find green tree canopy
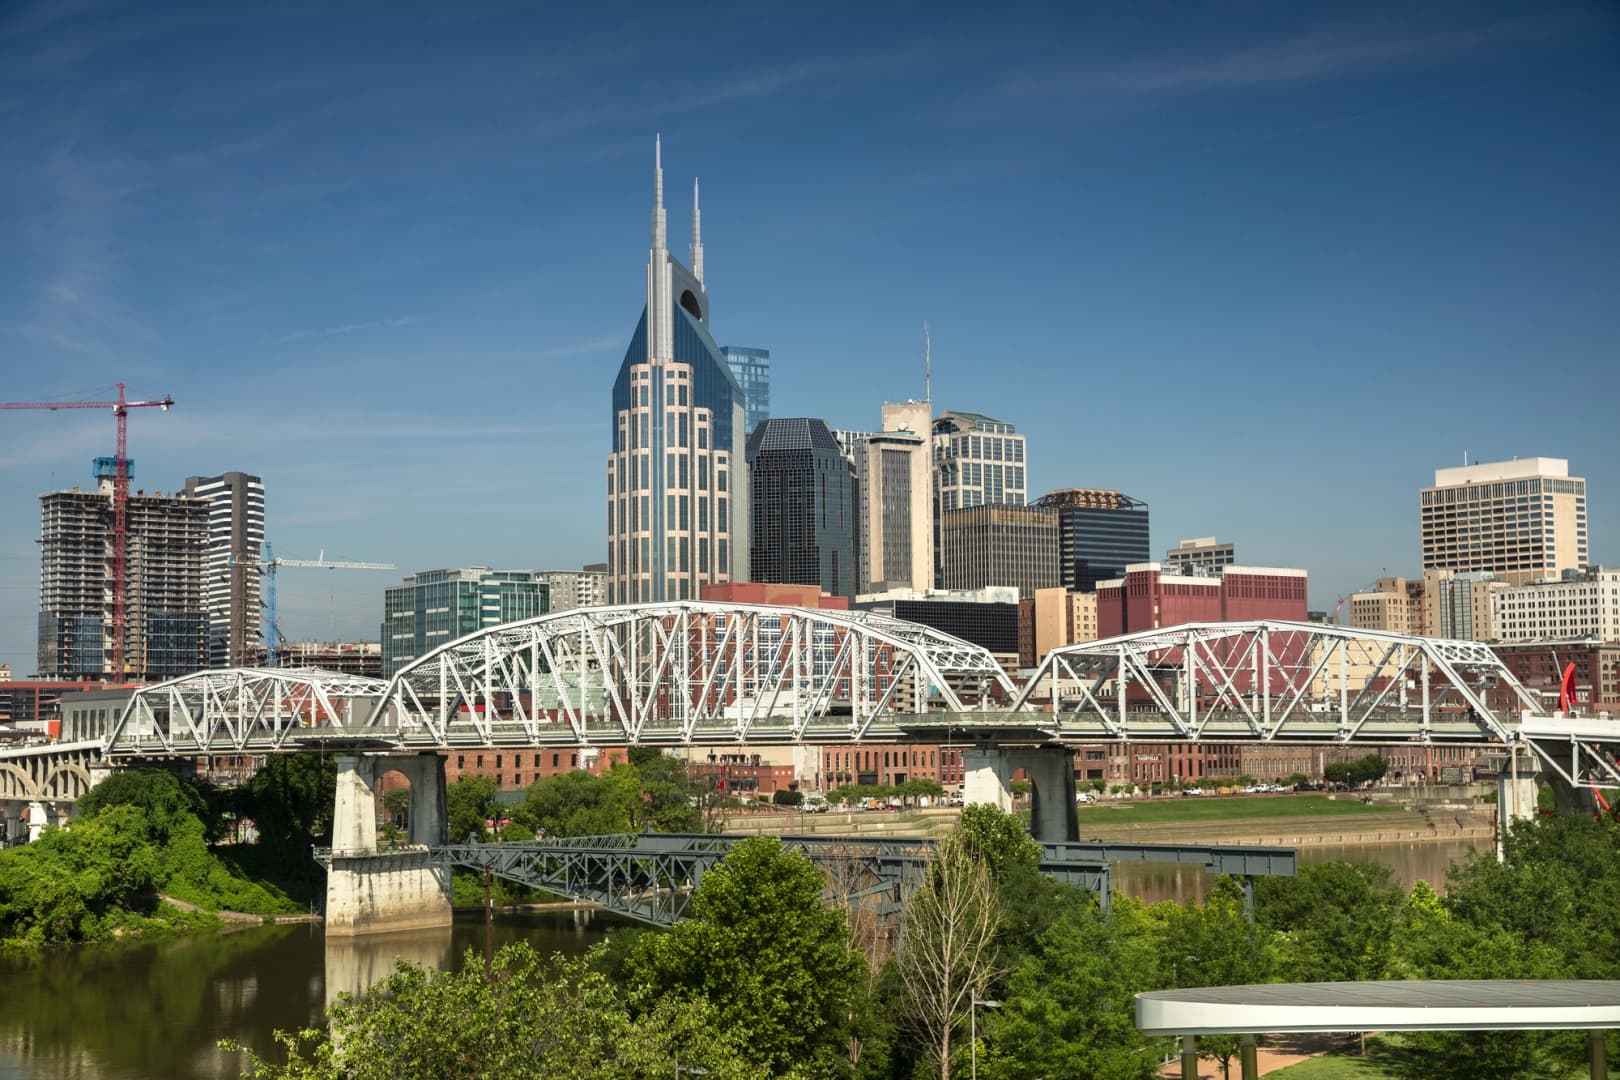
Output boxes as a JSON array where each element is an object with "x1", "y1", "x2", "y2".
[
  {"x1": 246, "y1": 754, "x2": 337, "y2": 851},
  {"x1": 624, "y1": 836, "x2": 865, "y2": 1075},
  {"x1": 76, "y1": 768, "x2": 212, "y2": 846},
  {"x1": 446, "y1": 774, "x2": 499, "y2": 842},
  {"x1": 232, "y1": 942, "x2": 755, "y2": 1080},
  {"x1": 981, "y1": 903, "x2": 1161, "y2": 1080},
  {"x1": 626, "y1": 747, "x2": 702, "y2": 832},
  {"x1": 1254, "y1": 861, "x2": 1403, "y2": 983},
  {"x1": 516, "y1": 769, "x2": 633, "y2": 838}
]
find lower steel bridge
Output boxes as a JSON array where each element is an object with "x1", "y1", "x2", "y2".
[{"x1": 316, "y1": 833, "x2": 1297, "y2": 928}]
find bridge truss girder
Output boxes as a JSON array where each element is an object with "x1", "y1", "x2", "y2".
[
  {"x1": 433, "y1": 833, "x2": 941, "y2": 927},
  {"x1": 1018, "y1": 621, "x2": 1542, "y2": 743},
  {"x1": 106, "y1": 668, "x2": 389, "y2": 756},
  {"x1": 371, "y1": 602, "x2": 1017, "y2": 749}
]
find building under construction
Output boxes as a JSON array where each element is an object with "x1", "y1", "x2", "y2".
[
  {"x1": 38, "y1": 468, "x2": 208, "y2": 681},
  {"x1": 184, "y1": 472, "x2": 265, "y2": 668}
]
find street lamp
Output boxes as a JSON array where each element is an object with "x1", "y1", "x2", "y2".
[{"x1": 971, "y1": 993, "x2": 1000, "y2": 1080}]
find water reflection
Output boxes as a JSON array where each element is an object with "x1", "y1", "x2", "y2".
[{"x1": 0, "y1": 910, "x2": 628, "y2": 1080}]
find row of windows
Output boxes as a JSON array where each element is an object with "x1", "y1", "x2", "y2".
[{"x1": 456, "y1": 752, "x2": 579, "y2": 770}]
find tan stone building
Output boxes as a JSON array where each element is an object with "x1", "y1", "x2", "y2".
[
  {"x1": 1349, "y1": 577, "x2": 1425, "y2": 635},
  {"x1": 1420, "y1": 457, "x2": 1588, "y2": 585}
]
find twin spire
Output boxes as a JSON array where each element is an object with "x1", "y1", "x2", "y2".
[{"x1": 651, "y1": 135, "x2": 703, "y2": 287}]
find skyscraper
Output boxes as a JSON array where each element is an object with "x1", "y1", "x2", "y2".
[
  {"x1": 607, "y1": 141, "x2": 749, "y2": 603},
  {"x1": 849, "y1": 401, "x2": 934, "y2": 595},
  {"x1": 932, "y1": 410, "x2": 1028, "y2": 587},
  {"x1": 721, "y1": 346, "x2": 770, "y2": 437},
  {"x1": 39, "y1": 468, "x2": 208, "y2": 680},
  {"x1": 184, "y1": 472, "x2": 265, "y2": 668},
  {"x1": 1035, "y1": 488, "x2": 1151, "y2": 592},
  {"x1": 1420, "y1": 457, "x2": 1588, "y2": 584},
  {"x1": 747, "y1": 418, "x2": 855, "y2": 599},
  {"x1": 939, "y1": 504, "x2": 1059, "y2": 598}
]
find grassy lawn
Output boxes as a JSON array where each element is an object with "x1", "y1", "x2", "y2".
[
  {"x1": 1266, "y1": 1052, "x2": 1396, "y2": 1078},
  {"x1": 1077, "y1": 794, "x2": 1407, "y2": 825}
]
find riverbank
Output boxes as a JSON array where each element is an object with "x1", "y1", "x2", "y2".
[{"x1": 722, "y1": 794, "x2": 1499, "y2": 847}]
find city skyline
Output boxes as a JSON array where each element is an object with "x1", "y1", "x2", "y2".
[{"x1": 1, "y1": 0, "x2": 1617, "y2": 676}]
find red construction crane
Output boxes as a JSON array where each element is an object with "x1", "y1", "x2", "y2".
[{"x1": 0, "y1": 383, "x2": 174, "y2": 674}]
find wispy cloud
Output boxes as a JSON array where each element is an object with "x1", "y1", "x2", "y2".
[
  {"x1": 985, "y1": 9, "x2": 1591, "y2": 110},
  {"x1": 276, "y1": 316, "x2": 424, "y2": 343},
  {"x1": 535, "y1": 334, "x2": 623, "y2": 362}
]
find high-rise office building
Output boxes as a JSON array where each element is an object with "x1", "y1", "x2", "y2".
[
  {"x1": 607, "y1": 141, "x2": 748, "y2": 604},
  {"x1": 535, "y1": 564, "x2": 610, "y2": 611},
  {"x1": 183, "y1": 472, "x2": 265, "y2": 668},
  {"x1": 38, "y1": 470, "x2": 208, "y2": 681},
  {"x1": 932, "y1": 410, "x2": 1027, "y2": 588},
  {"x1": 381, "y1": 568, "x2": 550, "y2": 677},
  {"x1": 1035, "y1": 488, "x2": 1150, "y2": 592},
  {"x1": 849, "y1": 401, "x2": 933, "y2": 594},
  {"x1": 721, "y1": 346, "x2": 770, "y2": 437},
  {"x1": 1420, "y1": 457, "x2": 1588, "y2": 584},
  {"x1": 747, "y1": 418, "x2": 856, "y2": 598},
  {"x1": 938, "y1": 504, "x2": 1059, "y2": 599},
  {"x1": 1165, "y1": 537, "x2": 1235, "y2": 574}
]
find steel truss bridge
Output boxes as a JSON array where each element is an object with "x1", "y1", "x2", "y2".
[
  {"x1": 24, "y1": 604, "x2": 1616, "y2": 785},
  {"x1": 315, "y1": 833, "x2": 1297, "y2": 927}
]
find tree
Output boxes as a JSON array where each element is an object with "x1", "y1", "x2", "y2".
[
  {"x1": 77, "y1": 768, "x2": 212, "y2": 845},
  {"x1": 447, "y1": 774, "x2": 499, "y2": 842},
  {"x1": 382, "y1": 788, "x2": 410, "y2": 830},
  {"x1": 247, "y1": 754, "x2": 338, "y2": 851},
  {"x1": 626, "y1": 747, "x2": 702, "y2": 832},
  {"x1": 896, "y1": 830, "x2": 1002, "y2": 1079},
  {"x1": 957, "y1": 802, "x2": 1041, "y2": 886},
  {"x1": 624, "y1": 837, "x2": 865, "y2": 1076},
  {"x1": 1160, "y1": 888, "x2": 1273, "y2": 1079},
  {"x1": 771, "y1": 788, "x2": 803, "y2": 806},
  {"x1": 517, "y1": 770, "x2": 633, "y2": 837},
  {"x1": 230, "y1": 942, "x2": 756, "y2": 1080},
  {"x1": 1254, "y1": 861, "x2": 1403, "y2": 983},
  {"x1": 980, "y1": 903, "x2": 1161, "y2": 1080}
]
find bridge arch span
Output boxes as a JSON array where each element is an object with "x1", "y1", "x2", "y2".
[
  {"x1": 1017, "y1": 619, "x2": 1542, "y2": 743},
  {"x1": 371, "y1": 601, "x2": 1017, "y2": 746}
]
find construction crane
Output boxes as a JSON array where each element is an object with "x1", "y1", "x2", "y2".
[
  {"x1": 0, "y1": 383, "x2": 174, "y2": 674},
  {"x1": 257, "y1": 542, "x2": 395, "y2": 666}
]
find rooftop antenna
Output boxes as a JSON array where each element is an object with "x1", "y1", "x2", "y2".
[{"x1": 923, "y1": 321, "x2": 932, "y2": 404}]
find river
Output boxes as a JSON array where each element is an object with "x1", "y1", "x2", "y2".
[{"x1": 0, "y1": 838, "x2": 1491, "y2": 1080}]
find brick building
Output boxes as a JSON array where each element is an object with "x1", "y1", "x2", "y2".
[{"x1": 1097, "y1": 563, "x2": 1308, "y2": 637}]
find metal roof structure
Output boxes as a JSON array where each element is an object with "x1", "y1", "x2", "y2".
[{"x1": 1137, "y1": 980, "x2": 1620, "y2": 1035}]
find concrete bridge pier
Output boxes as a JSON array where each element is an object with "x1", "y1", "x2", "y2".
[
  {"x1": 324, "y1": 752, "x2": 452, "y2": 937},
  {"x1": 961, "y1": 743, "x2": 1079, "y2": 843}
]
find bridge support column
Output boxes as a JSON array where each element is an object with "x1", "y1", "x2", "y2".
[
  {"x1": 26, "y1": 801, "x2": 47, "y2": 843},
  {"x1": 325, "y1": 752, "x2": 452, "y2": 937},
  {"x1": 1006, "y1": 746, "x2": 1079, "y2": 844},
  {"x1": 962, "y1": 745, "x2": 1012, "y2": 812},
  {"x1": 960, "y1": 745, "x2": 1079, "y2": 844}
]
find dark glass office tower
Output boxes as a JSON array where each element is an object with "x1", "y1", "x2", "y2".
[
  {"x1": 747, "y1": 418, "x2": 855, "y2": 599},
  {"x1": 1035, "y1": 488, "x2": 1150, "y2": 591}
]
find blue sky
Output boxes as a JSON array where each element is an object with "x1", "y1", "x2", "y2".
[{"x1": 0, "y1": 0, "x2": 1616, "y2": 675}]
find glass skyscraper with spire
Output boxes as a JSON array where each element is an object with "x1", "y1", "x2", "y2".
[{"x1": 607, "y1": 141, "x2": 749, "y2": 603}]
